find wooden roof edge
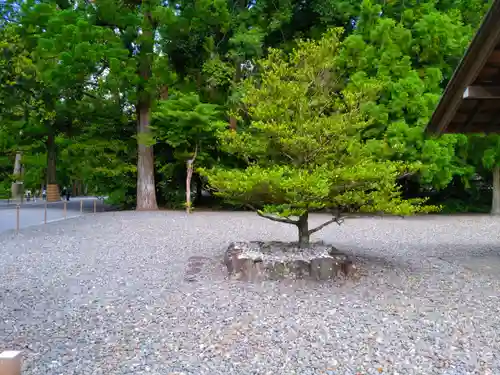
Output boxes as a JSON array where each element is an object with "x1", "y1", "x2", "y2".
[{"x1": 426, "y1": 0, "x2": 500, "y2": 135}]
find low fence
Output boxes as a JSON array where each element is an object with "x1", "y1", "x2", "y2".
[{"x1": 0, "y1": 197, "x2": 104, "y2": 234}]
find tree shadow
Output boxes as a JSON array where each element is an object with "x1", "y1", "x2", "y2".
[{"x1": 331, "y1": 241, "x2": 500, "y2": 278}]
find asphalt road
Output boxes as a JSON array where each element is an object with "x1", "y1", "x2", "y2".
[{"x1": 0, "y1": 197, "x2": 107, "y2": 234}]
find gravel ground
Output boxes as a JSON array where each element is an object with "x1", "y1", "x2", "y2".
[{"x1": 1, "y1": 211, "x2": 500, "y2": 375}]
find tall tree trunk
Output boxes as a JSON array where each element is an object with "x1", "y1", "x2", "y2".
[
  {"x1": 135, "y1": 4, "x2": 158, "y2": 211},
  {"x1": 136, "y1": 100, "x2": 158, "y2": 210},
  {"x1": 47, "y1": 133, "x2": 57, "y2": 185},
  {"x1": 297, "y1": 212, "x2": 310, "y2": 248},
  {"x1": 492, "y1": 166, "x2": 500, "y2": 215}
]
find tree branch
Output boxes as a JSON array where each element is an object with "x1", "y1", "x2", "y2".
[
  {"x1": 187, "y1": 144, "x2": 198, "y2": 167},
  {"x1": 257, "y1": 210, "x2": 299, "y2": 224},
  {"x1": 308, "y1": 217, "x2": 342, "y2": 235},
  {"x1": 397, "y1": 172, "x2": 414, "y2": 179},
  {"x1": 82, "y1": 91, "x2": 98, "y2": 99},
  {"x1": 308, "y1": 208, "x2": 344, "y2": 235},
  {"x1": 246, "y1": 204, "x2": 299, "y2": 225}
]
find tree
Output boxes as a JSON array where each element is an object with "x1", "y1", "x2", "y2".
[
  {"x1": 333, "y1": 0, "x2": 478, "y2": 193},
  {"x1": 84, "y1": 0, "x2": 177, "y2": 210},
  {"x1": 152, "y1": 91, "x2": 224, "y2": 211},
  {"x1": 1, "y1": 1, "x2": 112, "y2": 200},
  {"x1": 200, "y1": 29, "x2": 436, "y2": 247},
  {"x1": 58, "y1": 92, "x2": 138, "y2": 208}
]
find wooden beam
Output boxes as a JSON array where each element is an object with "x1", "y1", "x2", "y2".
[
  {"x1": 463, "y1": 86, "x2": 500, "y2": 99},
  {"x1": 482, "y1": 110, "x2": 500, "y2": 133},
  {"x1": 488, "y1": 50, "x2": 500, "y2": 64},
  {"x1": 463, "y1": 101, "x2": 483, "y2": 132}
]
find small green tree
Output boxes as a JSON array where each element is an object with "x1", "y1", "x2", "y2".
[
  {"x1": 200, "y1": 29, "x2": 437, "y2": 247},
  {"x1": 152, "y1": 91, "x2": 224, "y2": 211}
]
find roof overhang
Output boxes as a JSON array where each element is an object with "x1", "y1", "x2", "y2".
[{"x1": 426, "y1": 0, "x2": 500, "y2": 135}]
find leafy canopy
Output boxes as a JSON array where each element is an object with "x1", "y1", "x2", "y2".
[{"x1": 201, "y1": 29, "x2": 437, "y2": 225}]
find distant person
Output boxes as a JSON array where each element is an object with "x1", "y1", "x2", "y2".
[
  {"x1": 66, "y1": 188, "x2": 70, "y2": 201},
  {"x1": 61, "y1": 187, "x2": 66, "y2": 200},
  {"x1": 42, "y1": 187, "x2": 47, "y2": 200},
  {"x1": 26, "y1": 189, "x2": 31, "y2": 202}
]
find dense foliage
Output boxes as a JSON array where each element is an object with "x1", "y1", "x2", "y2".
[
  {"x1": 201, "y1": 30, "x2": 437, "y2": 245},
  {"x1": 0, "y1": 0, "x2": 497, "y2": 216}
]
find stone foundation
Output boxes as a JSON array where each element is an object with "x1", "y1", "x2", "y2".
[{"x1": 224, "y1": 241, "x2": 356, "y2": 281}]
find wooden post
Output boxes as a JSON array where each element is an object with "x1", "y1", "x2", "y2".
[
  {"x1": 63, "y1": 201, "x2": 67, "y2": 219},
  {"x1": 93, "y1": 199, "x2": 96, "y2": 213},
  {"x1": 16, "y1": 205, "x2": 20, "y2": 233},
  {"x1": 0, "y1": 350, "x2": 22, "y2": 375},
  {"x1": 44, "y1": 201, "x2": 47, "y2": 224},
  {"x1": 80, "y1": 199, "x2": 83, "y2": 213}
]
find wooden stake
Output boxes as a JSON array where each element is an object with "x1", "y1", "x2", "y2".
[
  {"x1": 93, "y1": 199, "x2": 96, "y2": 213},
  {"x1": 0, "y1": 350, "x2": 22, "y2": 375},
  {"x1": 80, "y1": 199, "x2": 83, "y2": 213},
  {"x1": 44, "y1": 201, "x2": 47, "y2": 224},
  {"x1": 15, "y1": 205, "x2": 20, "y2": 233},
  {"x1": 63, "y1": 201, "x2": 67, "y2": 219}
]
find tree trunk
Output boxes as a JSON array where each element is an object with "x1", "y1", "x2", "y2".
[
  {"x1": 195, "y1": 174, "x2": 203, "y2": 204},
  {"x1": 186, "y1": 163, "x2": 193, "y2": 214},
  {"x1": 47, "y1": 133, "x2": 57, "y2": 185},
  {"x1": 46, "y1": 132, "x2": 60, "y2": 202},
  {"x1": 297, "y1": 212, "x2": 310, "y2": 248},
  {"x1": 135, "y1": 5, "x2": 158, "y2": 211},
  {"x1": 136, "y1": 100, "x2": 158, "y2": 211},
  {"x1": 492, "y1": 166, "x2": 500, "y2": 215},
  {"x1": 229, "y1": 116, "x2": 237, "y2": 130},
  {"x1": 185, "y1": 147, "x2": 197, "y2": 213},
  {"x1": 11, "y1": 152, "x2": 23, "y2": 199}
]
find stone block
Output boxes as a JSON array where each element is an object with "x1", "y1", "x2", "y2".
[
  {"x1": 310, "y1": 257, "x2": 336, "y2": 280},
  {"x1": 223, "y1": 241, "x2": 354, "y2": 282},
  {"x1": 0, "y1": 351, "x2": 22, "y2": 375},
  {"x1": 291, "y1": 260, "x2": 310, "y2": 279}
]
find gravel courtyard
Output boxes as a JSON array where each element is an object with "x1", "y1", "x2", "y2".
[{"x1": 1, "y1": 211, "x2": 500, "y2": 375}]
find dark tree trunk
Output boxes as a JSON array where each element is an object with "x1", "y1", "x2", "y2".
[
  {"x1": 297, "y1": 212, "x2": 310, "y2": 248},
  {"x1": 47, "y1": 133, "x2": 57, "y2": 185},
  {"x1": 195, "y1": 174, "x2": 203, "y2": 204}
]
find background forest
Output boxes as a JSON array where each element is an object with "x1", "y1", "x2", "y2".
[{"x1": 0, "y1": 0, "x2": 498, "y2": 214}]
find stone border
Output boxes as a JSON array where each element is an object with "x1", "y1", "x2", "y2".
[{"x1": 224, "y1": 241, "x2": 356, "y2": 281}]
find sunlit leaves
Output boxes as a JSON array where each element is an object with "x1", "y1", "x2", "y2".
[{"x1": 201, "y1": 30, "x2": 437, "y2": 221}]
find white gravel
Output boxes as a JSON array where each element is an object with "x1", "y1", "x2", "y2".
[{"x1": 1, "y1": 211, "x2": 500, "y2": 375}]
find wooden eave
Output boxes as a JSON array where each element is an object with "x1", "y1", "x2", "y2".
[{"x1": 426, "y1": 0, "x2": 500, "y2": 135}]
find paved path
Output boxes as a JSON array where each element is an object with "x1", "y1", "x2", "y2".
[{"x1": 0, "y1": 197, "x2": 106, "y2": 234}]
